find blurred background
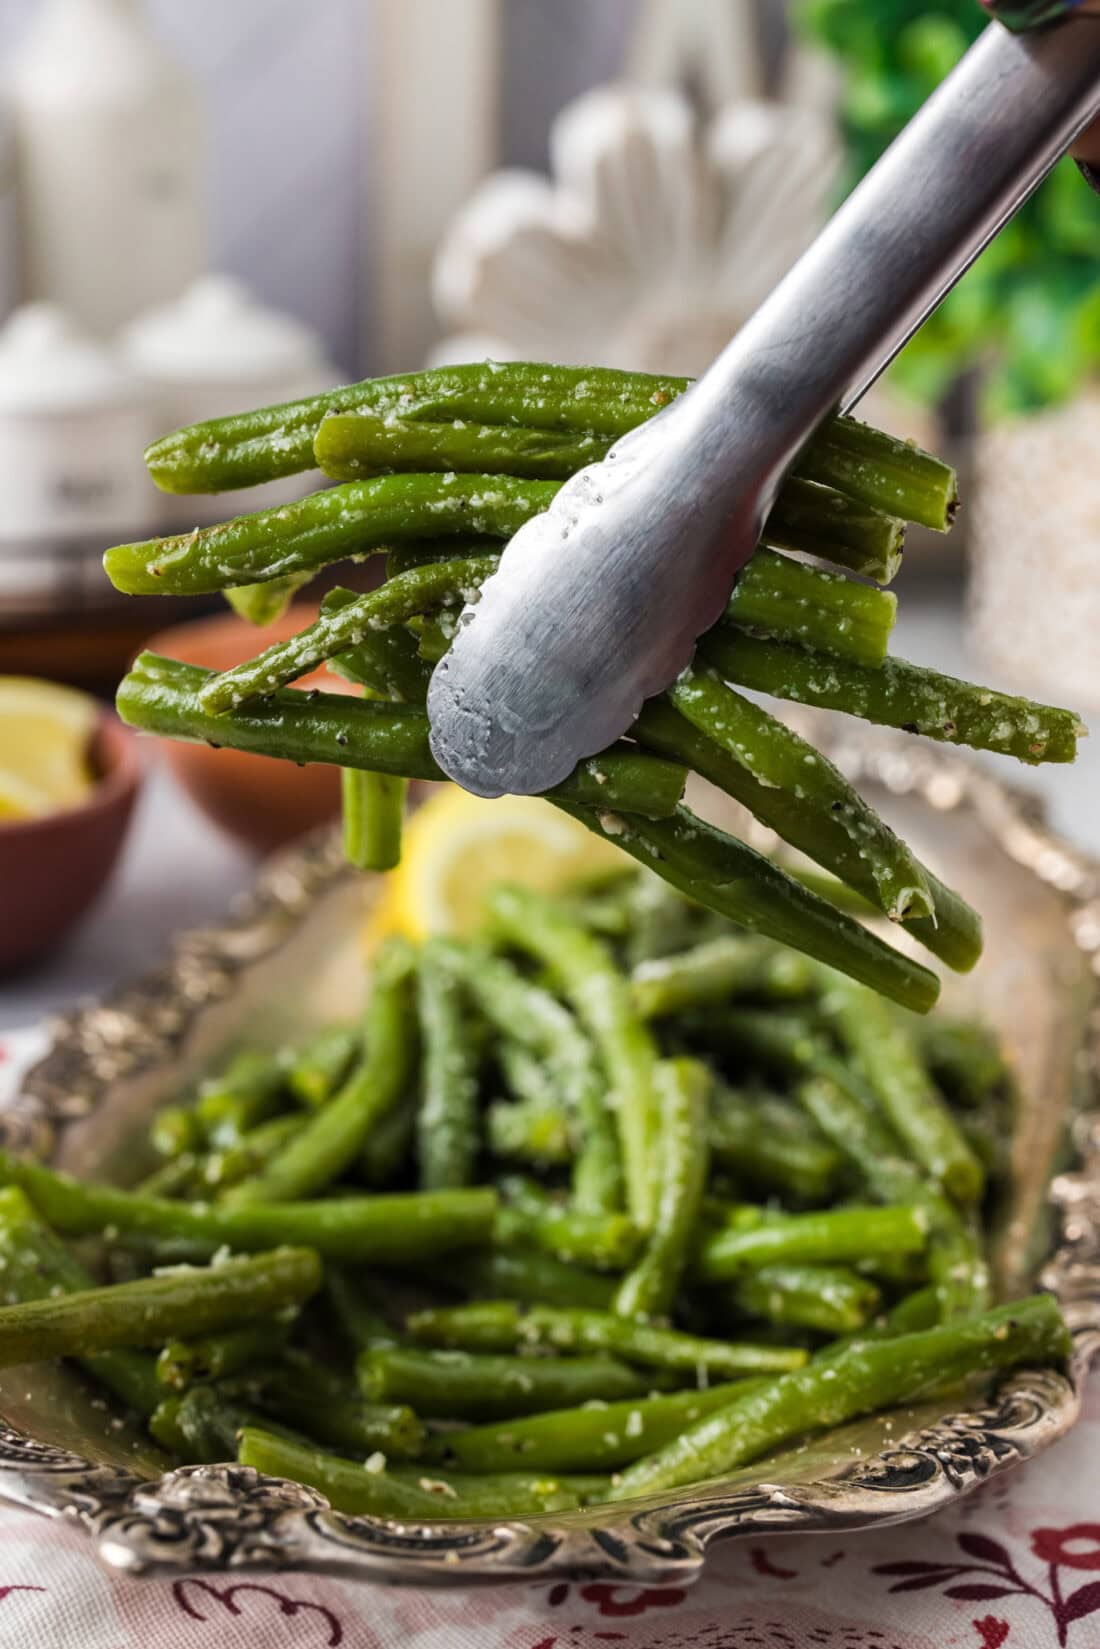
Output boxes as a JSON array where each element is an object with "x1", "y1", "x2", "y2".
[{"x1": 0, "y1": 0, "x2": 1098, "y2": 1015}]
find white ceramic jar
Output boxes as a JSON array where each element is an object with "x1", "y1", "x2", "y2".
[
  {"x1": 0, "y1": 303, "x2": 156, "y2": 615},
  {"x1": 121, "y1": 275, "x2": 338, "y2": 526},
  {"x1": 9, "y1": 0, "x2": 207, "y2": 337},
  {"x1": 0, "y1": 100, "x2": 18, "y2": 325}
]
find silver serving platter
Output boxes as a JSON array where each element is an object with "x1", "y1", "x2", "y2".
[{"x1": 1, "y1": 716, "x2": 1099, "y2": 1587}]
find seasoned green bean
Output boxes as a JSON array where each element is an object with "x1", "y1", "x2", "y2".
[
  {"x1": 315, "y1": 411, "x2": 610, "y2": 481},
  {"x1": 195, "y1": 1048, "x2": 287, "y2": 1148},
  {"x1": 232, "y1": 939, "x2": 417, "y2": 1203},
  {"x1": 487, "y1": 885, "x2": 660, "y2": 1226},
  {"x1": 667, "y1": 668, "x2": 933, "y2": 922},
  {"x1": 406, "y1": 1301, "x2": 807, "y2": 1377},
  {"x1": 696, "y1": 1204, "x2": 929, "y2": 1281},
  {"x1": 358, "y1": 1345, "x2": 666, "y2": 1419},
  {"x1": 238, "y1": 1427, "x2": 602, "y2": 1517},
  {"x1": 615, "y1": 1060, "x2": 710, "y2": 1319},
  {"x1": 285, "y1": 1025, "x2": 359, "y2": 1109},
  {"x1": 496, "y1": 1177, "x2": 640, "y2": 1272},
  {"x1": 631, "y1": 937, "x2": 813, "y2": 1020},
  {"x1": 105, "y1": 475, "x2": 555, "y2": 597},
  {"x1": 0, "y1": 1151, "x2": 497, "y2": 1263},
  {"x1": 156, "y1": 1316, "x2": 295, "y2": 1392},
  {"x1": 819, "y1": 974, "x2": 984, "y2": 1205},
  {"x1": 0, "y1": 1247, "x2": 320, "y2": 1368},
  {"x1": 610, "y1": 1295, "x2": 1069, "y2": 1499},
  {"x1": 428, "y1": 1382, "x2": 761, "y2": 1474},
  {"x1": 0, "y1": 1187, "x2": 161, "y2": 1416},
  {"x1": 417, "y1": 940, "x2": 481, "y2": 1190},
  {"x1": 708, "y1": 1087, "x2": 843, "y2": 1207},
  {"x1": 633, "y1": 700, "x2": 980, "y2": 973},
  {"x1": 700, "y1": 629, "x2": 1084, "y2": 767},
  {"x1": 726, "y1": 1263, "x2": 882, "y2": 1336},
  {"x1": 118, "y1": 653, "x2": 687, "y2": 819},
  {"x1": 564, "y1": 804, "x2": 941, "y2": 1013},
  {"x1": 447, "y1": 1248, "x2": 616, "y2": 1311}
]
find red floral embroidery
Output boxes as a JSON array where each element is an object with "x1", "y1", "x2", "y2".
[
  {"x1": 576, "y1": 1582, "x2": 686, "y2": 1618},
  {"x1": 172, "y1": 1578, "x2": 343, "y2": 1644},
  {"x1": 973, "y1": 1619, "x2": 1010, "y2": 1649},
  {"x1": 0, "y1": 1586, "x2": 45, "y2": 1604},
  {"x1": 874, "y1": 1526, "x2": 1100, "y2": 1645},
  {"x1": 1032, "y1": 1525, "x2": 1100, "y2": 1571}
]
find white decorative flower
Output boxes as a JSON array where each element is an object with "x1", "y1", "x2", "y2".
[{"x1": 431, "y1": 82, "x2": 843, "y2": 378}]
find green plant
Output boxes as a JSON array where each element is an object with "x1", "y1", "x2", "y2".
[{"x1": 797, "y1": 0, "x2": 1100, "y2": 414}]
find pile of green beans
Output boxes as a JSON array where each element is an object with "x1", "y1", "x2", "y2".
[
  {"x1": 0, "y1": 868, "x2": 1070, "y2": 1520},
  {"x1": 106, "y1": 361, "x2": 1086, "y2": 1011}
]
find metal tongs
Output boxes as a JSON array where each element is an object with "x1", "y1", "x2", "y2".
[{"x1": 428, "y1": 17, "x2": 1100, "y2": 799}]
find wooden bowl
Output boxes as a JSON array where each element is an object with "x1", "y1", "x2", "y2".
[
  {"x1": 0, "y1": 710, "x2": 143, "y2": 972},
  {"x1": 143, "y1": 607, "x2": 354, "y2": 854}
]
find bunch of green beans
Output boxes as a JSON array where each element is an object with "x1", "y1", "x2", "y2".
[
  {"x1": 0, "y1": 866, "x2": 1070, "y2": 1521},
  {"x1": 105, "y1": 361, "x2": 1085, "y2": 1010}
]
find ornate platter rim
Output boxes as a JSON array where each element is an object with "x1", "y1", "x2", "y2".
[{"x1": 1, "y1": 727, "x2": 1099, "y2": 1586}]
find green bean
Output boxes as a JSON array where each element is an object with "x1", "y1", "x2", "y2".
[
  {"x1": 360, "y1": 1094, "x2": 417, "y2": 1187},
  {"x1": 700, "y1": 629, "x2": 1084, "y2": 767},
  {"x1": 610, "y1": 1295, "x2": 1069, "y2": 1499},
  {"x1": 406, "y1": 1301, "x2": 807, "y2": 1377},
  {"x1": 792, "y1": 413, "x2": 958, "y2": 532},
  {"x1": 0, "y1": 1187, "x2": 161, "y2": 1415},
  {"x1": 416, "y1": 940, "x2": 481, "y2": 1190},
  {"x1": 761, "y1": 477, "x2": 904, "y2": 584},
  {"x1": 237, "y1": 1426, "x2": 602, "y2": 1518},
  {"x1": 150, "y1": 1106, "x2": 202, "y2": 1160},
  {"x1": 156, "y1": 1316, "x2": 295, "y2": 1392},
  {"x1": 321, "y1": 587, "x2": 433, "y2": 703},
  {"x1": 631, "y1": 937, "x2": 813, "y2": 1020},
  {"x1": 728, "y1": 548, "x2": 895, "y2": 666},
  {"x1": 708, "y1": 1087, "x2": 843, "y2": 1207},
  {"x1": 447, "y1": 1248, "x2": 616, "y2": 1311},
  {"x1": 696, "y1": 1204, "x2": 929, "y2": 1282},
  {"x1": 342, "y1": 767, "x2": 406, "y2": 871},
  {"x1": 793, "y1": 1072, "x2": 989, "y2": 1320},
  {"x1": 324, "y1": 1269, "x2": 398, "y2": 1353},
  {"x1": 117, "y1": 653, "x2": 687, "y2": 820},
  {"x1": 495, "y1": 1040, "x2": 567, "y2": 1115},
  {"x1": 622, "y1": 869, "x2": 701, "y2": 966},
  {"x1": 137, "y1": 1155, "x2": 201, "y2": 1200},
  {"x1": 564, "y1": 804, "x2": 941, "y2": 1013},
  {"x1": 315, "y1": 411, "x2": 611, "y2": 481},
  {"x1": 232, "y1": 939, "x2": 417, "y2": 1203},
  {"x1": 145, "y1": 364, "x2": 952, "y2": 528},
  {"x1": 285, "y1": 1025, "x2": 359, "y2": 1109},
  {"x1": 0, "y1": 1151, "x2": 497, "y2": 1263},
  {"x1": 449, "y1": 942, "x2": 621, "y2": 1214},
  {"x1": 615, "y1": 1060, "x2": 710, "y2": 1320},
  {"x1": 358, "y1": 1346, "x2": 665, "y2": 1419},
  {"x1": 486, "y1": 885, "x2": 660, "y2": 1227},
  {"x1": 0, "y1": 1247, "x2": 320, "y2": 1368},
  {"x1": 195, "y1": 1048, "x2": 287, "y2": 1147},
  {"x1": 633, "y1": 699, "x2": 981, "y2": 973},
  {"x1": 225, "y1": 573, "x2": 312, "y2": 628},
  {"x1": 105, "y1": 475, "x2": 556, "y2": 598},
  {"x1": 667, "y1": 668, "x2": 933, "y2": 922},
  {"x1": 199, "y1": 556, "x2": 499, "y2": 714},
  {"x1": 313, "y1": 421, "x2": 908, "y2": 582},
  {"x1": 819, "y1": 974, "x2": 984, "y2": 1205},
  {"x1": 726, "y1": 1263, "x2": 882, "y2": 1336},
  {"x1": 143, "y1": 363, "x2": 686, "y2": 493},
  {"x1": 240, "y1": 1354, "x2": 425, "y2": 1457},
  {"x1": 496, "y1": 1177, "x2": 640, "y2": 1272},
  {"x1": 200, "y1": 1113, "x2": 308, "y2": 1194},
  {"x1": 168, "y1": 1383, "x2": 278, "y2": 1463},
  {"x1": 486, "y1": 1098, "x2": 573, "y2": 1166},
  {"x1": 915, "y1": 1018, "x2": 1008, "y2": 1109},
  {"x1": 427, "y1": 1382, "x2": 761, "y2": 1474}
]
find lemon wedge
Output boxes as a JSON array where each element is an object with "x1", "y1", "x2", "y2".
[
  {"x1": 0, "y1": 676, "x2": 98, "y2": 821},
  {"x1": 368, "y1": 785, "x2": 628, "y2": 942}
]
